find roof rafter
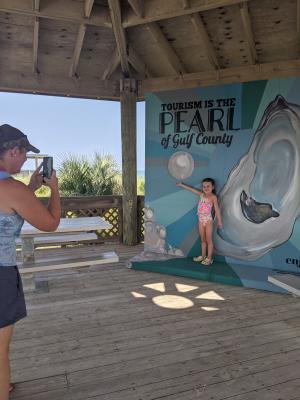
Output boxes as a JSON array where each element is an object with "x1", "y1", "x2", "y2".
[
  {"x1": 108, "y1": 0, "x2": 130, "y2": 76},
  {"x1": 128, "y1": 46, "x2": 152, "y2": 77},
  {"x1": 102, "y1": 45, "x2": 153, "y2": 80},
  {"x1": 123, "y1": 0, "x2": 249, "y2": 28},
  {"x1": 0, "y1": 0, "x2": 111, "y2": 28},
  {"x1": 69, "y1": 1, "x2": 95, "y2": 78},
  {"x1": 32, "y1": 0, "x2": 40, "y2": 74},
  {"x1": 33, "y1": 0, "x2": 40, "y2": 11},
  {"x1": 102, "y1": 47, "x2": 120, "y2": 80},
  {"x1": 69, "y1": 24, "x2": 87, "y2": 78},
  {"x1": 84, "y1": 0, "x2": 94, "y2": 18},
  {"x1": 182, "y1": 0, "x2": 189, "y2": 9},
  {"x1": 32, "y1": 17, "x2": 40, "y2": 74},
  {"x1": 146, "y1": 22, "x2": 186, "y2": 75},
  {"x1": 297, "y1": 0, "x2": 300, "y2": 56},
  {"x1": 239, "y1": 2, "x2": 257, "y2": 64},
  {"x1": 127, "y1": 0, "x2": 143, "y2": 18},
  {"x1": 190, "y1": 13, "x2": 219, "y2": 70}
]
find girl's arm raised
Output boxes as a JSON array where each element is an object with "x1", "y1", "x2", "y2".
[
  {"x1": 176, "y1": 182, "x2": 202, "y2": 195},
  {"x1": 213, "y1": 195, "x2": 223, "y2": 229}
]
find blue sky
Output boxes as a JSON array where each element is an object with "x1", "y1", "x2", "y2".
[{"x1": 0, "y1": 92, "x2": 145, "y2": 172}]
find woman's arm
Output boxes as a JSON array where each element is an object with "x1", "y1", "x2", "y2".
[
  {"x1": 8, "y1": 172, "x2": 61, "y2": 232},
  {"x1": 176, "y1": 182, "x2": 202, "y2": 196},
  {"x1": 213, "y1": 195, "x2": 223, "y2": 229}
]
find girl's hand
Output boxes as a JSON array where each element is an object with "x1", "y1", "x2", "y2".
[
  {"x1": 43, "y1": 170, "x2": 59, "y2": 191},
  {"x1": 176, "y1": 182, "x2": 183, "y2": 187},
  {"x1": 218, "y1": 222, "x2": 223, "y2": 229},
  {"x1": 28, "y1": 164, "x2": 43, "y2": 192}
]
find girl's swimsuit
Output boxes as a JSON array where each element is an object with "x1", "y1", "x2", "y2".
[
  {"x1": 197, "y1": 194, "x2": 213, "y2": 225},
  {"x1": 0, "y1": 171, "x2": 27, "y2": 328}
]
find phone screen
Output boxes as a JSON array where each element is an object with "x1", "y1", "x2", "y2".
[{"x1": 42, "y1": 156, "x2": 53, "y2": 179}]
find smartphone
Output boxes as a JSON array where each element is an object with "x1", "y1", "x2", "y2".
[{"x1": 42, "y1": 156, "x2": 53, "y2": 179}]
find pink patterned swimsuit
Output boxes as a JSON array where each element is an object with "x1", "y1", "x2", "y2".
[{"x1": 197, "y1": 195, "x2": 213, "y2": 225}]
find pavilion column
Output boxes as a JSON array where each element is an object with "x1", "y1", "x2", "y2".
[{"x1": 120, "y1": 78, "x2": 138, "y2": 245}]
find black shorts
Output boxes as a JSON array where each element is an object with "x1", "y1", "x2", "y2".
[{"x1": 0, "y1": 266, "x2": 27, "y2": 329}]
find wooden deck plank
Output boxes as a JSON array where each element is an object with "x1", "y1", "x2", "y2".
[{"x1": 10, "y1": 243, "x2": 300, "y2": 400}]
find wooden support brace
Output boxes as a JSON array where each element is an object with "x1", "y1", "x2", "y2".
[
  {"x1": 108, "y1": 0, "x2": 130, "y2": 75},
  {"x1": 102, "y1": 47, "x2": 120, "y2": 80},
  {"x1": 190, "y1": 12, "x2": 219, "y2": 70},
  {"x1": 84, "y1": 0, "x2": 94, "y2": 18},
  {"x1": 32, "y1": 16, "x2": 40, "y2": 73},
  {"x1": 146, "y1": 22, "x2": 186, "y2": 75},
  {"x1": 127, "y1": 0, "x2": 143, "y2": 17},
  {"x1": 239, "y1": 2, "x2": 257, "y2": 64},
  {"x1": 69, "y1": 24, "x2": 87, "y2": 78}
]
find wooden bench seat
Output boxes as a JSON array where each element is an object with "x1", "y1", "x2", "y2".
[
  {"x1": 19, "y1": 250, "x2": 119, "y2": 274},
  {"x1": 16, "y1": 232, "x2": 98, "y2": 246}
]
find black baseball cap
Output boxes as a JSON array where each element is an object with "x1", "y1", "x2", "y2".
[{"x1": 0, "y1": 124, "x2": 40, "y2": 153}]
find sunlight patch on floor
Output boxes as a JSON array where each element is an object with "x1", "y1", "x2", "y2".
[{"x1": 131, "y1": 282, "x2": 226, "y2": 311}]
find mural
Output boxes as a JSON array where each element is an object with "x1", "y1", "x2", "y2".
[
  {"x1": 214, "y1": 95, "x2": 300, "y2": 261},
  {"x1": 134, "y1": 77, "x2": 300, "y2": 293}
]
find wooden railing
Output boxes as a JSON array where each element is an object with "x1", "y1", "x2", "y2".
[{"x1": 40, "y1": 195, "x2": 145, "y2": 243}]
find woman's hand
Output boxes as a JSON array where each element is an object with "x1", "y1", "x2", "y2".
[
  {"x1": 28, "y1": 164, "x2": 43, "y2": 192},
  {"x1": 43, "y1": 170, "x2": 59, "y2": 192},
  {"x1": 176, "y1": 182, "x2": 183, "y2": 187},
  {"x1": 217, "y1": 221, "x2": 223, "y2": 229}
]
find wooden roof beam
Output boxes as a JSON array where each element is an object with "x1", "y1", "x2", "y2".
[
  {"x1": 102, "y1": 45, "x2": 152, "y2": 79},
  {"x1": 140, "y1": 59, "x2": 300, "y2": 95},
  {"x1": 102, "y1": 47, "x2": 120, "y2": 80},
  {"x1": 182, "y1": 0, "x2": 189, "y2": 9},
  {"x1": 128, "y1": 46, "x2": 152, "y2": 78},
  {"x1": 146, "y1": 22, "x2": 186, "y2": 75},
  {"x1": 297, "y1": 0, "x2": 300, "y2": 56},
  {"x1": 123, "y1": 0, "x2": 249, "y2": 28},
  {"x1": 0, "y1": 69, "x2": 120, "y2": 100},
  {"x1": 69, "y1": 24, "x2": 87, "y2": 78},
  {"x1": 69, "y1": 2, "x2": 94, "y2": 78},
  {"x1": 32, "y1": 17, "x2": 40, "y2": 74},
  {"x1": 0, "y1": 0, "x2": 111, "y2": 29},
  {"x1": 33, "y1": 0, "x2": 40, "y2": 11},
  {"x1": 32, "y1": 1, "x2": 40, "y2": 74},
  {"x1": 190, "y1": 13, "x2": 219, "y2": 70},
  {"x1": 127, "y1": 0, "x2": 143, "y2": 18},
  {"x1": 239, "y1": 2, "x2": 257, "y2": 64},
  {"x1": 108, "y1": 0, "x2": 130, "y2": 76},
  {"x1": 84, "y1": 0, "x2": 94, "y2": 18}
]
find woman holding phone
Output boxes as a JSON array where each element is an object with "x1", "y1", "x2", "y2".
[{"x1": 0, "y1": 124, "x2": 61, "y2": 399}]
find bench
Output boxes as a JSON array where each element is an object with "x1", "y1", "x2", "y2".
[
  {"x1": 18, "y1": 247, "x2": 119, "y2": 291},
  {"x1": 16, "y1": 232, "x2": 98, "y2": 247}
]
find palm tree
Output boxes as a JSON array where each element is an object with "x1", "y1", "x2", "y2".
[{"x1": 58, "y1": 153, "x2": 121, "y2": 196}]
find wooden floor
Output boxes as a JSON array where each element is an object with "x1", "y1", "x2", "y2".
[{"x1": 11, "y1": 243, "x2": 300, "y2": 400}]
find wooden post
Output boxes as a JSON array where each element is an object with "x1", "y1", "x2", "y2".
[{"x1": 120, "y1": 78, "x2": 137, "y2": 245}]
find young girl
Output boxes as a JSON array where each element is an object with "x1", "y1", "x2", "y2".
[{"x1": 176, "y1": 178, "x2": 222, "y2": 266}]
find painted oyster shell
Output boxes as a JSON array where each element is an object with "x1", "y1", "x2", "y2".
[{"x1": 214, "y1": 95, "x2": 300, "y2": 260}]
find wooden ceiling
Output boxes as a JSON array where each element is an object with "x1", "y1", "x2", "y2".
[{"x1": 0, "y1": 0, "x2": 299, "y2": 100}]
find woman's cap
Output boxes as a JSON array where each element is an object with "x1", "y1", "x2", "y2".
[{"x1": 0, "y1": 124, "x2": 40, "y2": 153}]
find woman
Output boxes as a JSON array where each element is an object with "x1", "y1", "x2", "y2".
[{"x1": 0, "y1": 124, "x2": 60, "y2": 399}]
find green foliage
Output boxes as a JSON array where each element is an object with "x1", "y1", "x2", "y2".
[
  {"x1": 137, "y1": 176, "x2": 145, "y2": 195},
  {"x1": 58, "y1": 153, "x2": 122, "y2": 196},
  {"x1": 14, "y1": 174, "x2": 51, "y2": 197}
]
